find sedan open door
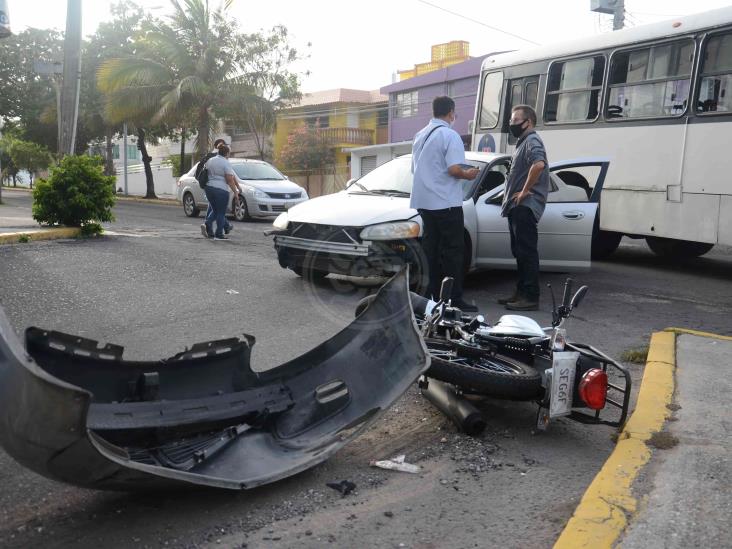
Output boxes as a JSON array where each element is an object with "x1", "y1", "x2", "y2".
[{"x1": 473, "y1": 158, "x2": 610, "y2": 271}]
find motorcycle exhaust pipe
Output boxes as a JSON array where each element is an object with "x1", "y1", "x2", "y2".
[{"x1": 420, "y1": 378, "x2": 487, "y2": 436}]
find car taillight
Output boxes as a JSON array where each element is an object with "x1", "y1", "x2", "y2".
[{"x1": 578, "y1": 369, "x2": 608, "y2": 410}]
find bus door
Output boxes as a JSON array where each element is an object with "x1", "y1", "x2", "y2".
[{"x1": 502, "y1": 75, "x2": 540, "y2": 152}]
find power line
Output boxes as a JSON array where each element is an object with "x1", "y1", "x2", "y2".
[{"x1": 415, "y1": 0, "x2": 541, "y2": 46}]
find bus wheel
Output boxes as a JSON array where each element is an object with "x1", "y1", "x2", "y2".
[
  {"x1": 591, "y1": 216, "x2": 622, "y2": 260},
  {"x1": 645, "y1": 236, "x2": 714, "y2": 258}
]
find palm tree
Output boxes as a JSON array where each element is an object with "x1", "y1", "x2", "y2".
[{"x1": 98, "y1": 0, "x2": 238, "y2": 162}]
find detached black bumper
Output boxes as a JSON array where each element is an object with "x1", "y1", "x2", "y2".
[{"x1": 0, "y1": 269, "x2": 428, "y2": 491}]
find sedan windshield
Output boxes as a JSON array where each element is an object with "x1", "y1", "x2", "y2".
[
  {"x1": 350, "y1": 156, "x2": 485, "y2": 200},
  {"x1": 232, "y1": 162, "x2": 285, "y2": 181}
]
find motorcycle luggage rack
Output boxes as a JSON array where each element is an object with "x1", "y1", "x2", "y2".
[{"x1": 566, "y1": 342, "x2": 632, "y2": 428}]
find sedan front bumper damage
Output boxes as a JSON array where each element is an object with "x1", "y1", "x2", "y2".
[{"x1": 0, "y1": 270, "x2": 428, "y2": 491}]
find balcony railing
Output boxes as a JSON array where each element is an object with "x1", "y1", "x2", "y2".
[{"x1": 318, "y1": 127, "x2": 374, "y2": 146}]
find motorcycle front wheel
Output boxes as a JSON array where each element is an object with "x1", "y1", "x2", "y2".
[{"x1": 426, "y1": 340, "x2": 542, "y2": 400}]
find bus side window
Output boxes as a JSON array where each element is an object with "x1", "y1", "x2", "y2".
[
  {"x1": 697, "y1": 32, "x2": 732, "y2": 114},
  {"x1": 606, "y1": 39, "x2": 693, "y2": 119},
  {"x1": 545, "y1": 56, "x2": 605, "y2": 124}
]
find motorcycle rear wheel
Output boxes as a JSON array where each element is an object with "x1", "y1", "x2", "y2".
[{"x1": 426, "y1": 340, "x2": 542, "y2": 400}]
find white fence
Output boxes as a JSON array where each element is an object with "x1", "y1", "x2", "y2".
[{"x1": 114, "y1": 164, "x2": 177, "y2": 198}]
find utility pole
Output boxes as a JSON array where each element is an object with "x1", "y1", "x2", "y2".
[
  {"x1": 613, "y1": 0, "x2": 625, "y2": 30},
  {"x1": 59, "y1": 0, "x2": 82, "y2": 156},
  {"x1": 123, "y1": 123, "x2": 128, "y2": 195}
]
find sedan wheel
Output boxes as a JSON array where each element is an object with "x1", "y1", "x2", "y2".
[
  {"x1": 183, "y1": 192, "x2": 199, "y2": 217},
  {"x1": 234, "y1": 195, "x2": 250, "y2": 222}
]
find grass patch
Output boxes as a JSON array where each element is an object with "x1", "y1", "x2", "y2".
[
  {"x1": 648, "y1": 431, "x2": 679, "y2": 449},
  {"x1": 79, "y1": 222, "x2": 103, "y2": 238},
  {"x1": 17, "y1": 234, "x2": 30, "y2": 243},
  {"x1": 620, "y1": 345, "x2": 650, "y2": 364}
]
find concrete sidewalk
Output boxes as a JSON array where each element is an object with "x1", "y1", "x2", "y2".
[
  {"x1": 0, "y1": 189, "x2": 176, "y2": 244},
  {"x1": 620, "y1": 332, "x2": 731, "y2": 548},
  {"x1": 555, "y1": 329, "x2": 732, "y2": 548}
]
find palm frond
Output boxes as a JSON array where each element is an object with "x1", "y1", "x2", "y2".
[{"x1": 97, "y1": 57, "x2": 172, "y2": 93}]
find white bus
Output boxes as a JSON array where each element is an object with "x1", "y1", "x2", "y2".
[{"x1": 472, "y1": 6, "x2": 732, "y2": 258}]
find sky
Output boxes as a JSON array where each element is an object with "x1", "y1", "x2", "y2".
[{"x1": 6, "y1": 0, "x2": 732, "y2": 93}]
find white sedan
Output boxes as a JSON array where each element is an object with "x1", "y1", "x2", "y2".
[
  {"x1": 268, "y1": 152, "x2": 609, "y2": 281},
  {"x1": 177, "y1": 158, "x2": 308, "y2": 221}
]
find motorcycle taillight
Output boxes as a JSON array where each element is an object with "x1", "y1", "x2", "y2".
[{"x1": 578, "y1": 368, "x2": 608, "y2": 410}]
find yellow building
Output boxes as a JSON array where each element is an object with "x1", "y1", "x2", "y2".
[
  {"x1": 398, "y1": 40, "x2": 470, "y2": 81},
  {"x1": 274, "y1": 89, "x2": 388, "y2": 195}
]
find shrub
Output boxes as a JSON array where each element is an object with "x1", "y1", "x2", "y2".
[
  {"x1": 32, "y1": 155, "x2": 116, "y2": 227},
  {"x1": 168, "y1": 153, "x2": 193, "y2": 177}
]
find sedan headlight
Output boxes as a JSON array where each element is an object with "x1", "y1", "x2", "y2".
[
  {"x1": 360, "y1": 221, "x2": 420, "y2": 241},
  {"x1": 240, "y1": 185, "x2": 267, "y2": 199},
  {"x1": 272, "y1": 212, "x2": 289, "y2": 230}
]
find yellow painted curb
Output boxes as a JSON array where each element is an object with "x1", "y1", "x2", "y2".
[
  {"x1": 554, "y1": 330, "x2": 676, "y2": 549},
  {"x1": 0, "y1": 227, "x2": 81, "y2": 244},
  {"x1": 664, "y1": 327, "x2": 732, "y2": 341}
]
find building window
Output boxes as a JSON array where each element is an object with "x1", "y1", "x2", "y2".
[
  {"x1": 377, "y1": 106, "x2": 389, "y2": 127},
  {"x1": 306, "y1": 115, "x2": 329, "y2": 128},
  {"x1": 697, "y1": 31, "x2": 732, "y2": 114},
  {"x1": 395, "y1": 91, "x2": 418, "y2": 118},
  {"x1": 360, "y1": 155, "x2": 377, "y2": 176},
  {"x1": 606, "y1": 39, "x2": 693, "y2": 119},
  {"x1": 112, "y1": 144, "x2": 137, "y2": 160},
  {"x1": 478, "y1": 72, "x2": 503, "y2": 129},
  {"x1": 545, "y1": 56, "x2": 604, "y2": 123}
]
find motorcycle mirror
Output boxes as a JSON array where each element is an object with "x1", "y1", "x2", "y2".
[
  {"x1": 562, "y1": 278, "x2": 574, "y2": 309},
  {"x1": 570, "y1": 286, "x2": 588, "y2": 309},
  {"x1": 439, "y1": 277, "x2": 454, "y2": 303}
]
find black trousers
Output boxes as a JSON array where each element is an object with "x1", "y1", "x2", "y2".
[
  {"x1": 419, "y1": 207, "x2": 464, "y2": 300},
  {"x1": 508, "y1": 205, "x2": 540, "y2": 301}
]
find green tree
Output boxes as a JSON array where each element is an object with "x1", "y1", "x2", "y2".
[
  {"x1": 98, "y1": 0, "x2": 240, "y2": 160},
  {"x1": 0, "y1": 28, "x2": 64, "y2": 151},
  {"x1": 7, "y1": 138, "x2": 53, "y2": 187},
  {"x1": 278, "y1": 123, "x2": 334, "y2": 194},
  {"x1": 81, "y1": 1, "x2": 147, "y2": 173},
  {"x1": 223, "y1": 25, "x2": 306, "y2": 160}
]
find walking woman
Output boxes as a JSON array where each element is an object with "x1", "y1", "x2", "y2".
[{"x1": 200, "y1": 143, "x2": 239, "y2": 240}]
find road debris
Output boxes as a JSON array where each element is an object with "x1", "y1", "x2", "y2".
[
  {"x1": 326, "y1": 480, "x2": 356, "y2": 497},
  {"x1": 369, "y1": 454, "x2": 421, "y2": 474}
]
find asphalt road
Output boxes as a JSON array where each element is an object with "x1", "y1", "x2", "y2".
[{"x1": 1, "y1": 193, "x2": 731, "y2": 548}]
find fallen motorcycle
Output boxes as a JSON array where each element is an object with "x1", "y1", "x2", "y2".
[{"x1": 355, "y1": 277, "x2": 631, "y2": 433}]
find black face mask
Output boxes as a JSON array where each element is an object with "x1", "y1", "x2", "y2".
[{"x1": 509, "y1": 120, "x2": 527, "y2": 138}]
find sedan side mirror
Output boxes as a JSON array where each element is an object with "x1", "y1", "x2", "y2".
[{"x1": 345, "y1": 178, "x2": 356, "y2": 188}]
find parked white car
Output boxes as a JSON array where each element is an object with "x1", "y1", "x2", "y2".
[
  {"x1": 268, "y1": 151, "x2": 609, "y2": 280},
  {"x1": 177, "y1": 158, "x2": 308, "y2": 221}
]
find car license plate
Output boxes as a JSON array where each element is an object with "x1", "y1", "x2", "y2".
[{"x1": 549, "y1": 351, "x2": 579, "y2": 418}]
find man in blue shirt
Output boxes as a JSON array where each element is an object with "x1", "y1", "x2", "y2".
[
  {"x1": 411, "y1": 96, "x2": 480, "y2": 311},
  {"x1": 499, "y1": 104, "x2": 550, "y2": 311}
]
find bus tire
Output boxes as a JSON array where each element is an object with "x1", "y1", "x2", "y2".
[{"x1": 645, "y1": 236, "x2": 714, "y2": 258}]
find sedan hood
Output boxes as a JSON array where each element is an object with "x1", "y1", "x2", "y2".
[
  {"x1": 237, "y1": 179, "x2": 305, "y2": 195},
  {"x1": 286, "y1": 192, "x2": 416, "y2": 227}
]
